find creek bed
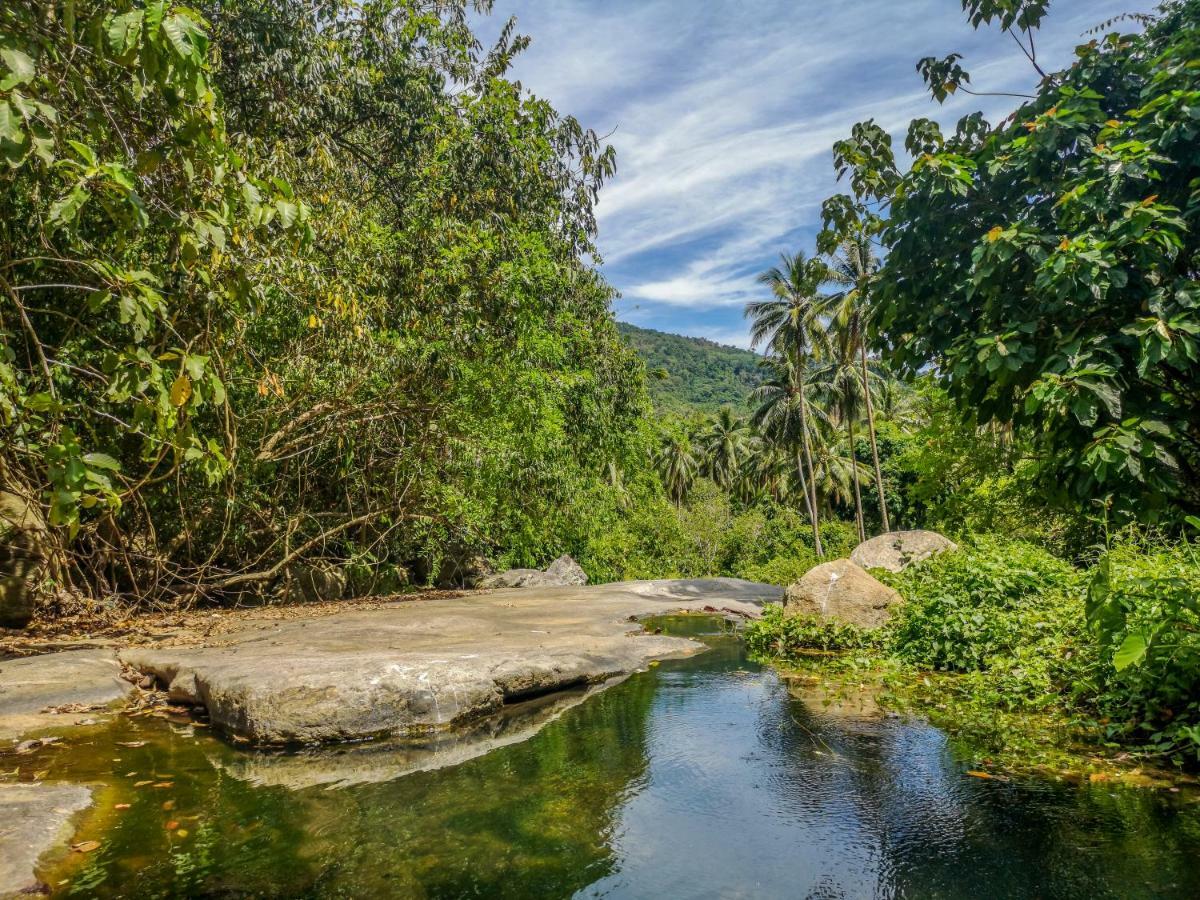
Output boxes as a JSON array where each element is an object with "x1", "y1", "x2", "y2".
[{"x1": 11, "y1": 616, "x2": 1200, "y2": 898}]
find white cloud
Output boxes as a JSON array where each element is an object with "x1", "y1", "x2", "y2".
[{"x1": 486, "y1": 0, "x2": 1156, "y2": 335}]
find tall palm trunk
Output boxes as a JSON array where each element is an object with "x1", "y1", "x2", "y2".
[
  {"x1": 795, "y1": 375, "x2": 823, "y2": 558},
  {"x1": 860, "y1": 341, "x2": 890, "y2": 532},
  {"x1": 847, "y1": 413, "x2": 866, "y2": 543}
]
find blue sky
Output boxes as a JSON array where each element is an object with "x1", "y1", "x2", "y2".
[{"x1": 479, "y1": 0, "x2": 1153, "y2": 347}]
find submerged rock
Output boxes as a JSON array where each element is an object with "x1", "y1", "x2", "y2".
[
  {"x1": 0, "y1": 783, "x2": 92, "y2": 896},
  {"x1": 784, "y1": 559, "x2": 902, "y2": 629},
  {"x1": 545, "y1": 555, "x2": 588, "y2": 586},
  {"x1": 850, "y1": 530, "x2": 957, "y2": 574}
]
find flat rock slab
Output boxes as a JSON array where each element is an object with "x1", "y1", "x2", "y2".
[
  {"x1": 0, "y1": 650, "x2": 133, "y2": 743},
  {"x1": 0, "y1": 783, "x2": 91, "y2": 897},
  {"x1": 121, "y1": 578, "x2": 780, "y2": 746}
]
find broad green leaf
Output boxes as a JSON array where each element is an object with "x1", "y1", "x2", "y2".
[
  {"x1": 161, "y1": 14, "x2": 196, "y2": 61},
  {"x1": 48, "y1": 184, "x2": 89, "y2": 227},
  {"x1": 66, "y1": 140, "x2": 98, "y2": 168},
  {"x1": 0, "y1": 48, "x2": 35, "y2": 88},
  {"x1": 276, "y1": 200, "x2": 298, "y2": 228},
  {"x1": 82, "y1": 452, "x2": 120, "y2": 472},
  {"x1": 106, "y1": 10, "x2": 143, "y2": 56},
  {"x1": 1113, "y1": 631, "x2": 1148, "y2": 672}
]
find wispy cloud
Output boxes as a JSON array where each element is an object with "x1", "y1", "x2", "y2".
[{"x1": 483, "y1": 0, "x2": 1155, "y2": 342}]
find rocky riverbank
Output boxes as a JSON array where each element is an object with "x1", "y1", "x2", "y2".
[{"x1": 0, "y1": 578, "x2": 780, "y2": 894}]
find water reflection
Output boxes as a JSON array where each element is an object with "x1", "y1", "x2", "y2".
[{"x1": 22, "y1": 617, "x2": 1200, "y2": 898}]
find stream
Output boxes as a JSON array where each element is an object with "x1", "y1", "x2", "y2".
[{"x1": 15, "y1": 616, "x2": 1200, "y2": 898}]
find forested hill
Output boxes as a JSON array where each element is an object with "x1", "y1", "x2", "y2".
[{"x1": 617, "y1": 323, "x2": 762, "y2": 413}]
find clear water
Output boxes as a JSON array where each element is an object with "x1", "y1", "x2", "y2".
[{"x1": 19, "y1": 616, "x2": 1200, "y2": 899}]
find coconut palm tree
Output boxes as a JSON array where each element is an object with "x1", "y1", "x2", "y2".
[
  {"x1": 654, "y1": 432, "x2": 697, "y2": 506},
  {"x1": 807, "y1": 413, "x2": 875, "y2": 518},
  {"x1": 699, "y1": 407, "x2": 747, "y2": 490},
  {"x1": 747, "y1": 251, "x2": 832, "y2": 555},
  {"x1": 749, "y1": 356, "x2": 824, "y2": 556},
  {"x1": 827, "y1": 233, "x2": 891, "y2": 532},
  {"x1": 810, "y1": 319, "x2": 869, "y2": 542}
]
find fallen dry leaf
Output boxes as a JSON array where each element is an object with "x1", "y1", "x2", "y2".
[
  {"x1": 165, "y1": 820, "x2": 180, "y2": 831},
  {"x1": 152, "y1": 782, "x2": 174, "y2": 789},
  {"x1": 176, "y1": 829, "x2": 189, "y2": 839},
  {"x1": 133, "y1": 780, "x2": 153, "y2": 787},
  {"x1": 70, "y1": 841, "x2": 100, "y2": 853},
  {"x1": 114, "y1": 803, "x2": 131, "y2": 810},
  {"x1": 966, "y1": 770, "x2": 995, "y2": 779},
  {"x1": 161, "y1": 800, "x2": 175, "y2": 811},
  {"x1": 116, "y1": 741, "x2": 146, "y2": 748}
]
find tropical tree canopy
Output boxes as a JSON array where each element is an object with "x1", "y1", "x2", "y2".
[{"x1": 823, "y1": 0, "x2": 1200, "y2": 521}]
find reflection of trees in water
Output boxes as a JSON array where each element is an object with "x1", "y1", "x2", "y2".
[
  {"x1": 47, "y1": 672, "x2": 660, "y2": 898},
  {"x1": 760, "y1": 676, "x2": 1200, "y2": 900},
  {"x1": 40, "y1": 636, "x2": 1200, "y2": 898},
  {"x1": 292, "y1": 673, "x2": 661, "y2": 898}
]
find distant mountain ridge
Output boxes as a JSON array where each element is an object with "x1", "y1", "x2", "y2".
[{"x1": 617, "y1": 322, "x2": 762, "y2": 414}]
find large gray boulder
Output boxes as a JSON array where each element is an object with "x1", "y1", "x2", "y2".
[
  {"x1": 0, "y1": 783, "x2": 92, "y2": 896},
  {"x1": 0, "y1": 491, "x2": 50, "y2": 628},
  {"x1": 477, "y1": 569, "x2": 567, "y2": 590},
  {"x1": 784, "y1": 559, "x2": 902, "y2": 629},
  {"x1": 545, "y1": 554, "x2": 587, "y2": 586},
  {"x1": 850, "y1": 529, "x2": 957, "y2": 574}
]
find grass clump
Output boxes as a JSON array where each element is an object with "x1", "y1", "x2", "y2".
[{"x1": 748, "y1": 533, "x2": 1200, "y2": 770}]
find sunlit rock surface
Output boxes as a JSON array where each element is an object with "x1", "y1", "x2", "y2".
[
  {"x1": 850, "y1": 530, "x2": 957, "y2": 573},
  {"x1": 120, "y1": 578, "x2": 781, "y2": 746}
]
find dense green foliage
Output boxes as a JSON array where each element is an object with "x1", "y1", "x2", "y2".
[
  {"x1": 746, "y1": 0, "x2": 1200, "y2": 769},
  {"x1": 1, "y1": 0, "x2": 646, "y2": 605},
  {"x1": 616, "y1": 322, "x2": 761, "y2": 414},
  {"x1": 822, "y1": 0, "x2": 1200, "y2": 521},
  {"x1": 1088, "y1": 536, "x2": 1200, "y2": 754},
  {"x1": 749, "y1": 533, "x2": 1200, "y2": 765}
]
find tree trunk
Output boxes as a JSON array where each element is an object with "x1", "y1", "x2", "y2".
[
  {"x1": 860, "y1": 341, "x2": 890, "y2": 533},
  {"x1": 848, "y1": 413, "x2": 865, "y2": 544},
  {"x1": 795, "y1": 374, "x2": 824, "y2": 557}
]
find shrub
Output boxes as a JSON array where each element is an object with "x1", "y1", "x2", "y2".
[
  {"x1": 1088, "y1": 536, "x2": 1200, "y2": 761},
  {"x1": 882, "y1": 537, "x2": 1096, "y2": 707},
  {"x1": 745, "y1": 604, "x2": 879, "y2": 657},
  {"x1": 720, "y1": 505, "x2": 857, "y2": 586}
]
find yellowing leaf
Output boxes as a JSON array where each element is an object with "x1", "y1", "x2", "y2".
[
  {"x1": 169, "y1": 374, "x2": 192, "y2": 407},
  {"x1": 1058, "y1": 238, "x2": 1070, "y2": 251},
  {"x1": 1141, "y1": 195, "x2": 1159, "y2": 206},
  {"x1": 986, "y1": 226, "x2": 1005, "y2": 243},
  {"x1": 307, "y1": 314, "x2": 319, "y2": 329},
  {"x1": 1105, "y1": 119, "x2": 1120, "y2": 128},
  {"x1": 71, "y1": 840, "x2": 101, "y2": 853}
]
